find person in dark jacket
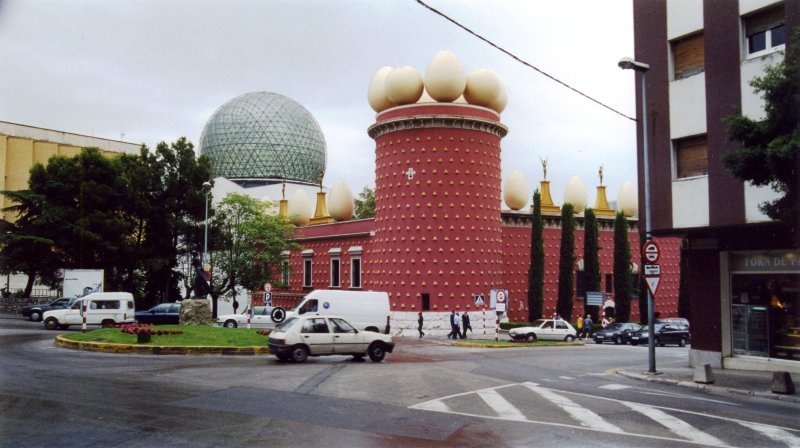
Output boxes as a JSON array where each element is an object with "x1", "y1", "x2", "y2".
[
  {"x1": 447, "y1": 310, "x2": 459, "y2": 339},
  {"x1": 462, "y1": 311, "x2": 472, "y2": 338},
  {"x1": 417, "y1": 312, "x2": 425, "y2": 338}
]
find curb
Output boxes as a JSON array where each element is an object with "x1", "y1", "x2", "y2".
[
  {"x1": 452, "y1": 340, "x2": 586, "y2": 348},
  {"x1": 615, "y1": 369, "x2": 800, "y2": 403},
  {"x1": 55, "y1": 335, "x2": 271, "y2": 356}
]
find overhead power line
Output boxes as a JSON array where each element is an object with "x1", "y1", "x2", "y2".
[{"x1": 414, "y1": 0, "x2": 636, "y2": 122}]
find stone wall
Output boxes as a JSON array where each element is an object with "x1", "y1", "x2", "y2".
[
  {"x1": 0, "y1": 296, "x2": 49, "y2": 315},
  {"x1": 389, "y1": 310, "x2": 498, "y2": 338}
]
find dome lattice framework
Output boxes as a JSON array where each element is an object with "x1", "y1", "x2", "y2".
[{"x1": 199, "y1": 92, "x2": 327, "y2": 184}]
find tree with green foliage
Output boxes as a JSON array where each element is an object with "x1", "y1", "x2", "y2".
[
  {"x1": 678, "y1": 238, "x2": 691, "y2": 321},
  {"x1": 527, "y1": 190, "x2": 544, "y2": 322},
  {"x1": 613, "y1": 212, "x2": 632, "y2": 322},
  {"x1": 208, "y1": 193, "x2": 298, "y2": 317},
  {"x1": 556, "y1": 203, "x2": 575, "y2": 320},
  {"x1": 353, "y1": 186, "x2": 376, "y2": 219},
  {"x1": 582, "y1": 208, "x2": 601, "y2": 320},
  {"x1": 724, "y1": 28, "x2": 799, "y2": 236},
  {"x1": 1, "y1": 139, "x2": 212, "y2": 307}
]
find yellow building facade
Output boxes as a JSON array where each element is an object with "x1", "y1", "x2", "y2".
[{"x1": 0, "y1": 121, "x2": 140, "y2": 221}]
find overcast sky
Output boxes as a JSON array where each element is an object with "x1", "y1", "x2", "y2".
[{"x1": 0, "y1": 0, "x2": 638, "y2": 208}]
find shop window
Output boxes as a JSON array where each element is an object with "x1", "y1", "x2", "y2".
[
  {"x1": 674, "y1": 135, "x2": 708, "y2": 179},
  {"x1": 672, "y1": 32, "x2": 704, "y2": 79},
  {"x1": 731, "y1": 273, "x2": 799, "y2": 359},
  {"x1": 744, "y1": 5, "x2": 786, "y2": 58}
]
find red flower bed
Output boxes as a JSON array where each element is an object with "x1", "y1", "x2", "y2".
[{"x1": 117, "y1": 323, "x2": 183, "y2": 336}]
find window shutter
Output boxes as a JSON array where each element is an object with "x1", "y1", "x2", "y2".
[
  {"x1": 673, "y1": 33, "x2": 704, "y2": 79},
  {"x1": 675, "y1": 136, "x2": 708, "y2": 179}
]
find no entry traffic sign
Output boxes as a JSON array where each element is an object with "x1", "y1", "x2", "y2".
[{"x1": 642, "y1": 241, "x2": 660, "y2": 263}]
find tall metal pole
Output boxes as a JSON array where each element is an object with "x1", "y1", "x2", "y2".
[
  {"x1": 203, "y1": 190, "x2": 209, "y2": 264},
  {"x1": 640, "y1": 70, "x2": 657, "y2": 374}
]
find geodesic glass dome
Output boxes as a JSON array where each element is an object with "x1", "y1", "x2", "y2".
[{"x1": 199, "y1": 92, "x2": 327, "y2": 184}]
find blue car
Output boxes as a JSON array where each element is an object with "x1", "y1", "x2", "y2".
[{"x1": 135, "y1": 303, "x2": 181, "y2": 325}]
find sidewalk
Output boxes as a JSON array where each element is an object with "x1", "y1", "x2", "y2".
[{"x1": 616, "y1": 366, "x2": 799, "y2": 403}]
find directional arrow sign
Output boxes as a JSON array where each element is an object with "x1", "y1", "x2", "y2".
[{"x1": 645, "y1": 276, "x2": 660, "y2": 296}]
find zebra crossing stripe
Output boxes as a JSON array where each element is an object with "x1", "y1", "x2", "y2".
[
  {"x1": 476, "y1": 389, "x2": 527, "y2": 421},
  {"x1": 739, "y1": 422, "x2": 800, "y2": 448},
  {"x1": 523, "y1": 382, "x2": 625, "y2": 434},
  {"x1": 623, "y1": 401, "x2": 726, "y2": 447}
]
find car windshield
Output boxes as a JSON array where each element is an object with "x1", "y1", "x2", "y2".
[
  {"x1": 531, "y1": 320, "x2": 546, "y2": 327},
  {"x1": 276, "y1": 317, "x2": 299, "y2": 332}
]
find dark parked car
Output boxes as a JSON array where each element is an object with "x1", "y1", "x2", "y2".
[
  {"x1": 629, "y1": 323, "x2": 690, "y2": 347},
  {"x1": 655, "y1": 317, "x2": 690, "y2": 330},
  {"x1": 135, "y1": 303, "x2": 181, "y2": 325},
  {"x1": 21, "y1": 297, "x2": 73, "y2": 322},
  {"x1": 592, "y1": 322, "x2": 642, "y2": 345}
]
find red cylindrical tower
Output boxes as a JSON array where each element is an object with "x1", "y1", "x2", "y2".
[{"x1": 366, "y1": 103, "x2": 508, "y2": 311}]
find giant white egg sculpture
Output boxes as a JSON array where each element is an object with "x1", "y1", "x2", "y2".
[
  {"x1": 368, "y1": 66, "x2": 396, "y2": 113},
  {"x1": 563, "y1": 176, "x2": 588, "y2": 213},
  {"x1": 288, "y1": 189, "x2": 311, "y2": 226},
  {"x1": 489, "y1": 80, "x2": 508, "y2": 113},
  {"x1": 617, "y1": 181, "x2": 638, "y2": 217},
  {"x1": 424, "y1": 50, "x2": 466, "y2": 102},
  {"x1": 464, "y1": 68, "x2": 502, "y2": 108},
  {"x1": 385, "y1": 66, "x2": 424, "y2": 105},
  {"x1": 328, "y1": 180, "x2": 354, "y2": 221},
  {"x1": 503, "y1": 170, "x2": 529, "y2": 210}
]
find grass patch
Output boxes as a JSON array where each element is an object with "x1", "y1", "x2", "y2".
[{"x1": 61, "y1": 325, "x2": 268, "y2": 347}]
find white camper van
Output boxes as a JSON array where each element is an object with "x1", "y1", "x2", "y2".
[
  {"x1": 43, "y1": 292, "x2": 136, "y2": 330},
  {"x1": 270, "y1": 290, "x2": 390, "y2": 333}
]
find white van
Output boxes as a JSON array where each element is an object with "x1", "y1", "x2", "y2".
[
  {"x1": 43, "y1": 292, "x2": 136, "y2": 330},
  {"x1": 270, "y1": 290, "x2": 390, "y2": 333}
]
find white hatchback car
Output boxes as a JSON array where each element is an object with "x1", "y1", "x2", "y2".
[
  {"x1": 268, "y1": 315, "x2": 395, "y2": 363},
  {"x1": 217, "y1": 306, "x2": 275, "y2": 328},
  {"x1": 508, "y1": 319, "x2": 578, "y2": 342}
]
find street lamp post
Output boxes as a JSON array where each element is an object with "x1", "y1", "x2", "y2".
[
  {"x1": 618, "y1": 57, "x2": 657, "y2": 374},
  {"x1": 202, "y1": 181, "x2": 212, "y2": 265}
]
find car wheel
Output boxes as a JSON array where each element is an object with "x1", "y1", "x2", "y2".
[
  {"x1": 526, "y1": 333, "x2": 537, "y2": 343},
  {"x1": 368, "y1": 342, "x2": 386, "y2": 362},
  {"x1": 29, "y1": 311, "x2": 42, "y2": 322},
  {"x1": 276, "y1": 353, "x2": 290, "y2": 362},
  {"x1": 564, "y1": 335, "x2": 575, "y2": 342},
  {"x1": 290, "y1": 345, "x2": 309, "y2": 363},
  {"x1": 614, "y1": 336, "x2": 622, "y2": 345},
  {"x1": 224, "y1": 320, "x2": 238, "y2": 328},
  {"x1": 44, "y1": 318, "x2": 59, "y2": 330},
  {"x1": 656, "y1": 337, "x2": 664, "y2": 347},
  {"x1": 679, "y1": 337, "x2": 687, "y2": 347},
  {"x1": 101, "y1": 320, "x2": 115, "y2": 328}
]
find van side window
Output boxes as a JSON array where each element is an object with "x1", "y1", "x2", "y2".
[{"x1": 94, "y1": 300, "x2": 120, "y2": 310}]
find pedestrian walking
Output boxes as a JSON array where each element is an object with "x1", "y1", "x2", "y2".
[
  {"x1": 447, "y1": 310, "x2": 458, "y2": 339},
  {"x1": 417, "y1": 312, "x2": 425, "y2": 338},
  {"x1": 601, "y1": 316, "x2": 610, "y2": 328},
  {"x1": 583, "y1": 315, "x2": 593, "y2": 339},
  {"x1": 453, "y1": 312, "x2": 463, "y2": 339},
  {"x1": 462, "y1": 311, "x2": 472, "y2": 338},
  {"x1": 576, "y1": 315, "x2": 584, "y2": 336}
]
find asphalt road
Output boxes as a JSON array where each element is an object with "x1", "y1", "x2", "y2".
[{"x1": 1, "y1": 319, "x2": 799, "y2": 447}]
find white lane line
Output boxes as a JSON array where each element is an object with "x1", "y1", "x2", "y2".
[
  {"x1": 740, "y1": 422, "x2": 800, "y2": 448},
  {"x1": 524, "y1": 382, "x2": 624, "y2": 433},
  {"x1": 600, "y1": 384, "x2": 631, "y2": 390},
  {"x1": 411, "y1": 398, "x2": 452, "y2": 413},
  {"x1": 623, "y1": 401, "x2": 727, "y2": 447},
  {"x1": 476, "y1": 389, "x2": 527, "y2": 421}
]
